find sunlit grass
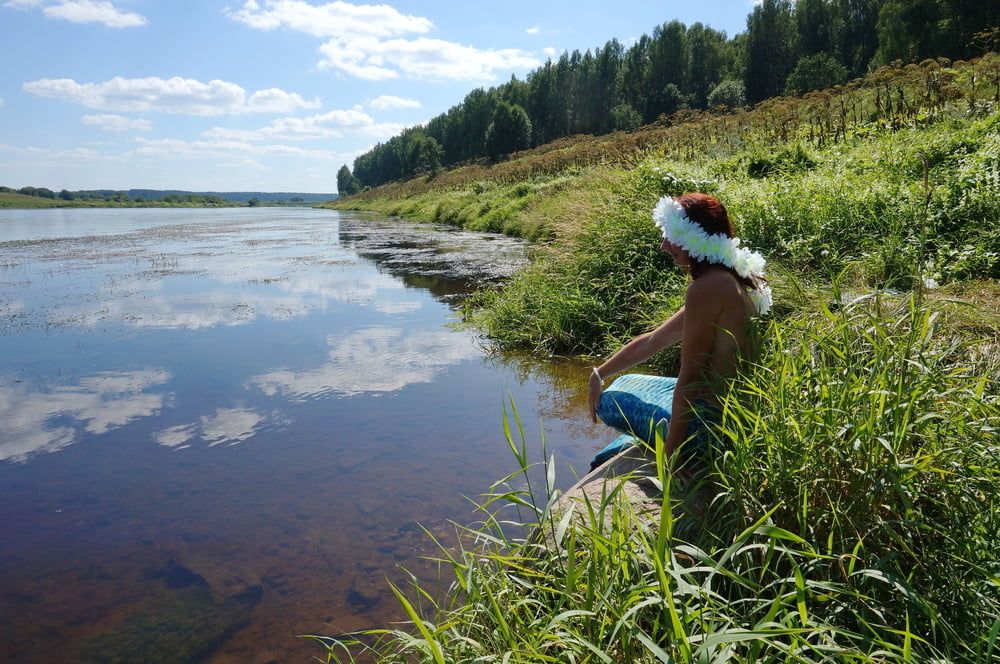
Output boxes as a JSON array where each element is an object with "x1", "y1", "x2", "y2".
[{"x1": 314, "y1": 295, "x2": 999, "y2": 663}]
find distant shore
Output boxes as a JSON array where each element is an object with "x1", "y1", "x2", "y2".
[
  {"x1": 0, "y1": 193, "x2": 338, "y2": 210},
  {"x1": 0, "y1": 193, "x2": 237, "y2": 209}
]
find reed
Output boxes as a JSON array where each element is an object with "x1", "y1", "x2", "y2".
[{"x1": 315, "y1": 294, "x2": 999, "y2": 663}]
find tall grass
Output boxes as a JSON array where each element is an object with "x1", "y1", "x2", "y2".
[
  {"x1": 316, "y1": 295, "x2": 999, "y2": 663},
  {"x1": 470, "y1": 104, "x2": 1000, "y2": 357}
]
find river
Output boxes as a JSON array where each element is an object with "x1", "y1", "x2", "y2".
[{"x1": 0, "y1": 207, "x2": 609, "y2": 663}]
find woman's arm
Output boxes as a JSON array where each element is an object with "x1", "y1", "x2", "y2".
[
  {"x1": 588, "y1": 306, "x2": 685, "y2": 422},
  {"x1": 664, "y1": 280, "x2": 718, "y2": 455}
]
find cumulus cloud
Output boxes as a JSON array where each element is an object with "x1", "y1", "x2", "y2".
[
  {"x1": 250, "y1": 326, "x2": 478, "y2": 399},
  {"x1": 319, "y1": 35, "x2": 539, "y2": 82},
  {"x1": 6, "y1": 0, "x2": 147, "y2": 28},
  {"x1": 131, "y1": 136, "x2": 341, "y2": 161},
  {"x1": 526, "y1": 26, "x2": 539, "y2": 35},
  {"x1": 82, "y1": 113, "x2": 151, "y2": 132},
  {"x1": 226, "y1": 0, "x2": 433, "y2": 38},
  {"x1": 201, "y1": 107, "x2": 403, "y2": 142},
  {"x1": 0, "y1": 369, "x2": 171, "y2": 462},
  {"x1": 153, "y1": 407, "x2": 268, "y2": 448},
  {"x1": 229, "y1": 0, "x2": 539, "y2": 81},
  {"x1": 23, "y1": 76, "x2": 320, "y2": 115},
  {"x1": 45, "y1": 0, "x2": 147, "y2": 27},
  {"x1": 542, "y1": 46, "x2": 557, "y2": 57},
  {"x1": 368, "y1": 94, "x2": 420, "y2": 111}
]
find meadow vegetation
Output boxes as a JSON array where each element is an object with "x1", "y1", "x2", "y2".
[{"x1": 322, "y1": 54, "x2": 1000, "y2": 662}]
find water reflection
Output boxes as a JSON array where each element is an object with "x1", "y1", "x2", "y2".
[
  {"x1": 153, "y1": 407, "x2": 271, "y2": 449},
  {"x1": 0, "y1": 369, "x2": 171, "y2": 462},
  {"x1": 251, "y1": 326, "x2": 480, "y2": 399},
  {"x1": 0, "y1": 208, "x2": 610, "y2": 664}
]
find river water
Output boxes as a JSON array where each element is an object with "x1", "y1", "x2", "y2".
[{"x1": 0, "y1": 207, "x2": 609, "y2": 663}]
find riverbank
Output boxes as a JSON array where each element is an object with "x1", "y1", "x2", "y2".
[{"x1": 322, "y1": 59, "x2": 1000, "y2": 662}]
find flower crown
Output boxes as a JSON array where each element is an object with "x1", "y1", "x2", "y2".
[{"x1": 652, "y1": 196, "x2": 773, "y2": 315}]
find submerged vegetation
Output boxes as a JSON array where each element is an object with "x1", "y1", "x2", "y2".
[{"x1": 322, "y1": 51, "x2": 1000, "y2": 664}]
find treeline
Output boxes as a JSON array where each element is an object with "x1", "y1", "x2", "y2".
[
  {"x1": 2, "y1": 187, "x2": 338, "y2": 205},
  {"x1": 1, "y1": 186, "x2": 232, "y2": 206},
  {"x1": 344, "y1": 0, "x2": 998, "y2": 190}
]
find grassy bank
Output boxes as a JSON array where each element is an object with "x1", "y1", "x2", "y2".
[
  {"x1": 330, "y1": 168, "x2": 618, "y2": 241},
  {"x1": 319, "y1": 295, "x2": 999, "y2": 663},
  {"x1": 471, "y1": 106, "x2": 1000, "y2": 357},
  {"x1": 321, "y1": 59, "x2": 1000, "y2": 663}
]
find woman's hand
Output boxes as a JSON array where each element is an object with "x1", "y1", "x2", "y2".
[{"x1": 587, "y1": 369, "x2": 603, "y2": 423}]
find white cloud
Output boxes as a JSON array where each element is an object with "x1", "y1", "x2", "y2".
[
  {"x1": 374, "y1": 300, "x2": 423, "y2": 315},
  {"x1": 0, "y1": 142, "x2": 116, "y2": 162},
  {"x1": 226, "y1": 0, "x2": 433, "y2": 39},
  {"x1": 542, "y1": 46, "x2": 557, "y2": 57},
  {"x1": 0, "y1": 369, "x2": 171, "y2": 462},
  {"x1": 202, "y1": 107, "x2": 403, "y2": 143},
  {"x1": 82, "y1": 113, "x2": 151, "y2": 132},
  {"x1": 318, "y1": 36, "x2": 539, "y2": 82},
  {"x1": 526, "y1": 26, "x2": 539, "y2": 35},
  {"x1": 131, "y1": 136, "x2": 341, "y2": 161},
  {"x1": 6, "y1": 0, "x2": 147, "y2": 27},
  {"x1": 23, "y1": 76, "x2": 320, "y2": 115},
  {"x1": 44, "y1": 0, "x2": 147, "y2": 27},
  {"x1": 246, "y1": 87, "x2": 319, "y2": 113},
  {"x1": 250, "y1": 326, "x2": 478, "y2": 399},
  {"x1": 200, "y1": 407, "x2": 264, "y2": 446},
  {"x1": 153, "y1": 423, "x2": 197, "y2": 447},
  {"x1": 153, "y1": 407, "x2": 267, "y2": 448},
  {"x1": 368, "y1": 94, "x2": 420, "y2": 111},
  {"x1": 229, "y1": 0, "x2": 539, "y2": 81}
]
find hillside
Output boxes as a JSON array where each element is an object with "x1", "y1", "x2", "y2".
[{"x1": 323, "y1": 54, "x2": 1000, "y2": 663}]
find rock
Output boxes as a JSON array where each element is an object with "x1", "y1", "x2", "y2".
[{"x1": 538, "y1": 446, "x2": 713, "y2": 547}]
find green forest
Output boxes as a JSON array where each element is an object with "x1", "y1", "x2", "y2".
[{"x1": 338, "y1": 0, "x2": 998, "y2": 191}]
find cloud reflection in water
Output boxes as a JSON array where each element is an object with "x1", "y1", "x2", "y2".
[
  {"x1": 152, "y1": 407, "x2": 269, "y2": 449},
  {"x1": 0, "y1": 369, "x2": 171, "y2": 462},
  {"x1": 251, "y1": 326, "x2": 479, "y2": 399}
]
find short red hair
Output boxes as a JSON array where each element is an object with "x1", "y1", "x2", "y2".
[
  {"x1": 673, "y1": 192, "x2": 755, "y2": 287},
  {"x1": 674, "y1": 192, "x2": 735, "y2": 238}
]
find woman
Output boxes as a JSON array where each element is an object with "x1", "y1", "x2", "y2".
[{"x1": 587, "y1": 192, "x2": 770, "y2": 465}]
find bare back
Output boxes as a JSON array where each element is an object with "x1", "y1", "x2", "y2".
[{"x1": 685, "y1": 267, "x2": 756, "y2": 400}]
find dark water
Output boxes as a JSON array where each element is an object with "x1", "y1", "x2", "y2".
[{"x1": 0, "y1": 208, "x2": 609, "y2": 663}]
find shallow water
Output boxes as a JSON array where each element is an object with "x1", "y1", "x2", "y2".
[{"x1": 0, "y1": 207, "x2": 609, "y2": 663}]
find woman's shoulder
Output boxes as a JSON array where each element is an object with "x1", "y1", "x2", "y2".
[
  {"x1": 686, "y1": 268, "x2": 741, "y2": 296},
  {"x1": 686, "y1": 269, "x2": 754, "y2": 313}
]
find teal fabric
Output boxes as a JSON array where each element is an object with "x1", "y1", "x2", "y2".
[{"x1": 591, "y1": 374, "x2": 717, "y2": 469}]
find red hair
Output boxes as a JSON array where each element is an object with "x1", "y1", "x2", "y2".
[{"x1": 674, "y1": 192, "x2": 756, "y2": 288}]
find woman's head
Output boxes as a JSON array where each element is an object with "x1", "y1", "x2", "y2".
[{"x1": 656, "y1": 192, "x2": 753, "y2": 286}]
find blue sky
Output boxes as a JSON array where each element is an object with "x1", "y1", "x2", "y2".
[{"x1": 0, "y1": 0, "x2": 753, "y2": 192}]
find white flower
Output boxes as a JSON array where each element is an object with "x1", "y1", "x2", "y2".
[
  {"x1": 749, "y1": 284, "x2": 773, "y2": 316},
  {"x1": 651, "y1": 195, "x2": 774, "y2": 312}
]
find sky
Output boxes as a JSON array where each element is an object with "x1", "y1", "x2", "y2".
[{"x1": 0, "y1": 0, "x2": 753, "y2": 192}]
